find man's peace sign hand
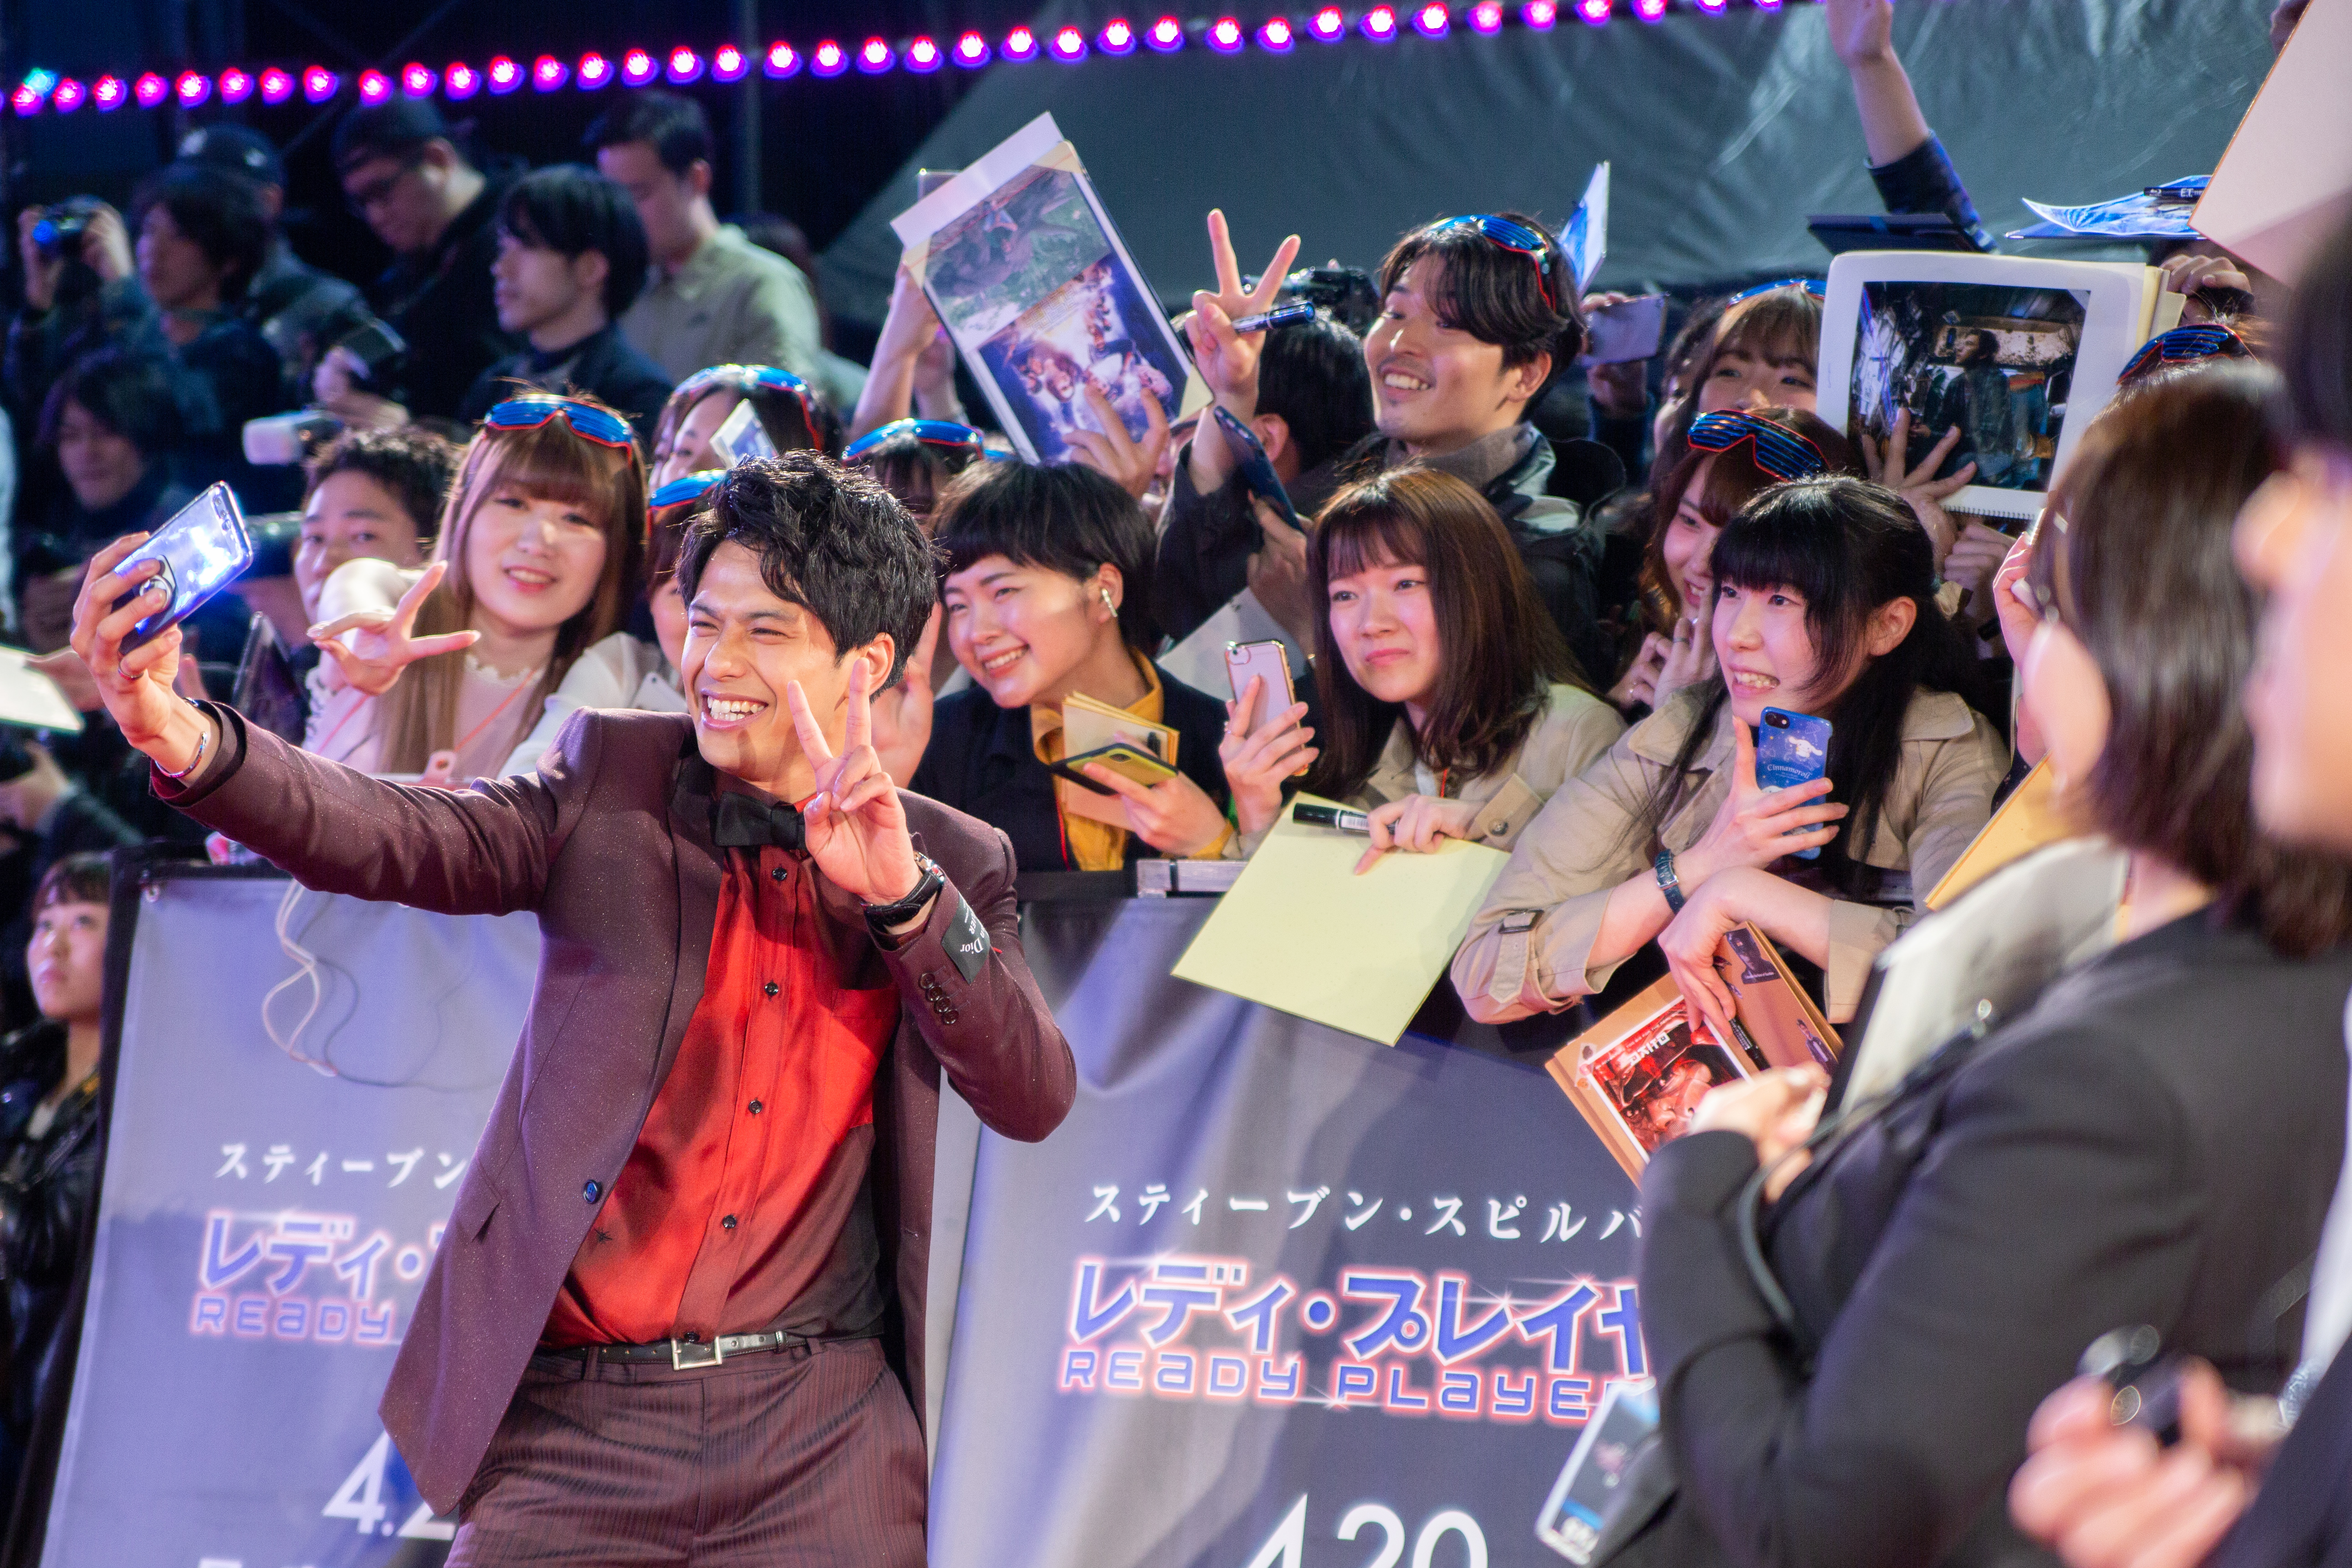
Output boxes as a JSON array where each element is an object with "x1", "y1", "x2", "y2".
[{"x1": 789, "y1": 661, "x2": 926, "y2": 910}]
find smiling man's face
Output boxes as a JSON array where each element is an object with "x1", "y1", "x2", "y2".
[{"x1": 679, "y1": 540, "x2": 893, "y2": 800}]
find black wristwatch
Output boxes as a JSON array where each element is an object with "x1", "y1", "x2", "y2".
[
  {"x1": 1653, "y1": 849, "x2": 1686, "y2": 914},
  {"x1": 863, "y1": 854, "x2": 945, "y2": 936}
]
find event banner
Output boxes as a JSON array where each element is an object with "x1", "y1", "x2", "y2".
[
  {"x1": 928, "y1": 900, "x2": 1647, "y2": 1568},
  {"x1": 44, "y1": 873, "x2": 533, "y2": 1568}
]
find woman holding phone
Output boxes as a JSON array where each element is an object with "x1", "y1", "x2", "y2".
[
  {"x1": 1219, "y1": 466, "x2": 1623, "y2": 863},
  {"x1": 1624, "y1": 361, "x2": 2352, "y2": 1568},
  {"x1": 914, "y1": 459, "x2": 1233, "y2": 871},
  {"x1": 1453, "y1": 466, "x2": 2005, "y2": 1029}
]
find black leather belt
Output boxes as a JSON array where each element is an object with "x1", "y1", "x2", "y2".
[{"x1": 560, "y1": 1329, "x2": 810, "y2": 1371}]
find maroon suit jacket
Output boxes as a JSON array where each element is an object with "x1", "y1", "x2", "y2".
[{"x1": 159, "y1": 704, "x2": 1076, "y2": 1515}]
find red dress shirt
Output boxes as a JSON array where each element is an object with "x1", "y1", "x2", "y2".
[{"x1": 543, "y1": 842, "x2": 902, "y2": 1347}]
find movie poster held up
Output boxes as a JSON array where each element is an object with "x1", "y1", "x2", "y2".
[{"x1": 892, "y1": 114, "x2": 1207, "y2": 462}]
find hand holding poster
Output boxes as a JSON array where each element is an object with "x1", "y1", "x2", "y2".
[{"x1": 891, "y1": 113, "x2": 1208, "y2": 462}]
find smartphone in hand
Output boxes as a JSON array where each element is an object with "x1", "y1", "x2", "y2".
[
  {"x1": 112, "y1": 482, "x2": 254, "y2": 652},
  {"x1": 1210, "y1": 406, "x2": 1301, "y2": 530},
  {"x1": 1224, "y1": 639, "x2": 1295, "y2": 713},
  {"x1": 1755, "y1": 707, "x2": 1833, "y2": 861},
  {"x1": 1577, "y1": 293, "x2": 1668, "y2": 367},
  {"x1": 1225, "y1": 639, "x2": 1306, "y2": 777}
]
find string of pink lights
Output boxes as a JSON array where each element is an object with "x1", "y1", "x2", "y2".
[{"x1": 6, "y1": 0, "x2": 1794, "y2": 116}]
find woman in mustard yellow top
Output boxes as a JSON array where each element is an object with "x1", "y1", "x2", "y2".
[{"x1": 912, "y1": 461, "x2": 1233, "y2": 871}]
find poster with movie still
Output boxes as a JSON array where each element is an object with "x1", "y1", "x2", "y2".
[
  {"x1": 1548, "y1": 926, "x2": 1839, "y2": 1183},
  {"x1": 1850, "y1": 279, "x2": 2088, "y2": 493},
  {"x1": 1558, "y1": 983, "x2": 1755, "y2": 1182},
  {"x1": 892, "y1": 113, "x2": 1208, "y2": 463}
]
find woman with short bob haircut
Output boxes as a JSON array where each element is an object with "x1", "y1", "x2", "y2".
[
  {"x1": 1625, "y1": 360, "x2": 2352, "y2": 1568},
  {"x1": 1455, "y1": 473, "x2": 2006, "y2": 1028},
  {"x1": 916, "y1": 460, "x2": 1232, "y2": 871},
  {"x1": 1221, "y1": 466, "x2": 1622, "y2": 859}
]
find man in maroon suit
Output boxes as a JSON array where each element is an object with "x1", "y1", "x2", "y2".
[{"x1": 70, "y1": 452, "x2": 1076, "y2": 1563}]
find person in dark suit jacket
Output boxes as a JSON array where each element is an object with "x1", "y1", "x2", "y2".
[
  {"x1": 1627, "y1": 364, "x2": 2352, "y2": 1568},
  {"x1": 65, "y1": 452, "x2": 1074, "y2": 1562},
  {"x1": 914, "y1": 459, "x2": 1235, "y2": 872},
  {"x1": 2004, "y1": 220, "x2": 2352, "y2": 1568}
]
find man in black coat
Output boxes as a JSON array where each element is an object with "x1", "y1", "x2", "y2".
[{"x1": 317, "y1": 101, "x2": 519, "y2": 425}]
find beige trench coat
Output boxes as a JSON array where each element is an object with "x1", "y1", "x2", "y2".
[{"x1": 1451, "y1": 687, "x2": 2009, "y2": 1024}]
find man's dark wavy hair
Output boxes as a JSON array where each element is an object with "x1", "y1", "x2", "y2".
[
  {"x1": 1376, "y1": 211, "x2": 1587, "y2": 374},
  {"x1": 676, "y1": 452, "x2": 938, "y2": 688}
]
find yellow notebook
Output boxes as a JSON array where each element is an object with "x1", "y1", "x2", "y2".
[
  {"x1": 1926, "y1": 759, "x2": 2078, "y2": 910},
  {"x1": 1172, "y1": 795, "x2": 1508, "y2": 1045},
  {"x1": 1062, "y1": 691, "x2": 1179, "y2": 766}
]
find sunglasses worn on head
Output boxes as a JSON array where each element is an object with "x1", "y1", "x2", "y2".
[
  {"x1": 674, "y1": 364, "x2": 815, "y2": 429},
  {"x1": 1435, "y1": 214, "x2": 1557, "y2": 311},
  {"x1": 1727, "y1": 277, "x2": 1828, "y2": 306},
  {"x1": 650, "y1": 470, "x2": 728, "y2": 511},
  {"x1": 843, "y1": 418, "x2": 991, "y2": 463},
  {"x1": 1688, "y1": 410, "x2": 1829, "y2": 482},
  {"x1": 2119, "y1": 324, "x2": 2252, "y2": 383},
  {"x1": 484, "y1": 399, "x2": 640, "y2": 465}
]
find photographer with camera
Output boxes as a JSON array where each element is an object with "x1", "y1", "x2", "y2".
[
  {"x1": 317, "y1": 101, "x2": 520, "y2": 427},
  {"x1": 7, "y1": 199, "x2": 144, "y2": 433}
]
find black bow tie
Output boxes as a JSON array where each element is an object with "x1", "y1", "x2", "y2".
[{"x1": 711, "y1": 791, "x2": 805, "y2": 852}]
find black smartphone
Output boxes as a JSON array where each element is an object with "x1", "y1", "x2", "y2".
[
  {"x1": 1209, "y1": 406, "x2": 1302, "y2": 530},
  {"x1": 112, "y1": 482, "x2": 254, "y2": 652}
]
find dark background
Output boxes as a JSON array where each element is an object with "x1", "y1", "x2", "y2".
[
  {"x1": 0, "y1": 0, "x2": 2284, "y2": 336},
  {"x1": 0, "y1": 0, "x2": 1028, "y2": 335}
]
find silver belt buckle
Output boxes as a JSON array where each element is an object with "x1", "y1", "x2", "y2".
[{"x1": 670, "y1": 1336, "x2": 724, "y2": 1370}]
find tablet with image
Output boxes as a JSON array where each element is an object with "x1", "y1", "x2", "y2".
[{"x1": 1817, "y1": 252, "x2": 2179, "y2": 523}]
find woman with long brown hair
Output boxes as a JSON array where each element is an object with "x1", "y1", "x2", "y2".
[
  {"x1": 303, "y1": 395, "x2": 646, "y2": 780},
  {"x1": 1220, "y1": 466, "x2": 1623, "y2": 860}
]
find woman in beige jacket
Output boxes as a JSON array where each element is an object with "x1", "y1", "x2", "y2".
[
  {"x1": 1453, "y1": 476, "x2": 2006, "y2": 1028},
  {"x1": 1221, "y1": 467, "x2": 1623, "y2": 861}
]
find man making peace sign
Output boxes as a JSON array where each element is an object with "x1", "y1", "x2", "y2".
[{"x1": 68, "y1": 453, "x2": 1074, "y2": 1563}]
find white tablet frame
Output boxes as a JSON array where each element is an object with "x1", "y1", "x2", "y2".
[{"x1": 1817, "y1": 251, "x2": 2158, "y2": 521}]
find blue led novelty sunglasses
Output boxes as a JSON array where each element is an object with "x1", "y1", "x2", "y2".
[
  {"x1": 2119, "y1": 324, "x2": 2251, "y2": 383},
  {"x1": 483, "y1": 398, "x2": 637, "y2": 458},
  {"x1": 1688, "y1": 410, "x2": 1829, "y2": 482},
  {"x1": 674, "y1": 364, "x2": 814, "y2": 423},
  {"x1": 1727, "y1": 277, "x2": 1828, "y2": 306},
  {"x1": 843, "y1": 419, "x2": 993, "y2": 463},
  {"x1": 1435, "y1": 214, "x2": 1557, "y2": 310},
  {"x1": 649, "y1": 471, "x2": 728, "y2": 511}
]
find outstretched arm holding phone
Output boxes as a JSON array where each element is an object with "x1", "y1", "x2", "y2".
[{"x1": 70, "y1": 533, "x2": 565, "y2": 914}]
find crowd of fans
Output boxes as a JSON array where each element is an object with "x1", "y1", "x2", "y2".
[{"x1": 2, "y1": 0, "x2": 2350, "y2": 1562}]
